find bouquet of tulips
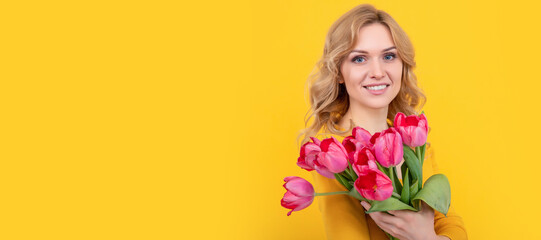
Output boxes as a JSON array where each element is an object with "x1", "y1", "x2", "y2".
[{"x1": 281, "y1": 112, "x2": 451, "y2": 240}]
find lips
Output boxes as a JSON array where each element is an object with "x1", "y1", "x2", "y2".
[
  {"x1": 363, "y1": 83, "x2": 391, "y2": 88},
  {"x1": 363, "y1": 83, "x2": 390, "y2": 95},
  {"x1": 364, "y1": 84, "x2": 389, "y2": 90}
]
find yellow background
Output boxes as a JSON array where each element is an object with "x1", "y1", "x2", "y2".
[{"x1": 1, "y1": 0, "x2": 540, "y2": 239}]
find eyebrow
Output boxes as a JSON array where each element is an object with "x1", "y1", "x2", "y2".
[{"x1": 349, "y1": 46, "x2": 396, "y2": 54}]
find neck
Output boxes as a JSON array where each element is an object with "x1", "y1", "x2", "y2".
[{"x1": 340, "y1": 104, "x2": 389, "y2": 135}]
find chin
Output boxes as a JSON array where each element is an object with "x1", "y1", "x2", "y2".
[{"x1": 355, "y1": 97, "x2": 395, "y2": 110}]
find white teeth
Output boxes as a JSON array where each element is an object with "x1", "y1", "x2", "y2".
[{"x1": 365, "y1": 85, "x2": 388, "y2": 90}]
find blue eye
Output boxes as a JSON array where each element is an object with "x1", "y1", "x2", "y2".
[
  {"x1": 384, "y1": 53, "x2": 396, "y2": 61},
  {"x1": 352, "y1": 56, "x2": 366, "y2": 63}
]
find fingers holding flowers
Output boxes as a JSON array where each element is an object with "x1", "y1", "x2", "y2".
[{"x1": 361, "y1": 201, "x2": 438, "y2": 240}]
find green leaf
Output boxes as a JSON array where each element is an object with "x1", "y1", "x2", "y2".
[
  {"x1": 411, "y1": 174, "x2": 451, "y2": 216},
  {"x1": 409, "y1": 179, "x2": 419, "y2": 208},
  {"x1": 403, "y1": 146, "x2": 421, "y2": 182},
  {"x1": 348, "y1": 162, "x2": 358, "y2": 181},
  {"x1": 348, "y1": 187, "x2": 367, "y2": 202},
  {"x1": 334, "y1": 173, "x2": 348, "y2": 190},
  {"x1": 340, "y1": 170, "x2": 352, "y2": 181},
  {"x1": 400, "y1": 168, "x2": 410, "y2": 204},
  {"x1": 401, "y1": 160, "x2": 408, "y2": 182},
  {"x1": 391, "y1": 166, "x2": 402, "y2": 194},
  {"x1": 389, "y1": 166, "x2": 396, "y2": 194},
  {"x1": 409, "y1": 179, "x2": 419, "y2": 196},
  {"x1": 337, "y1": 173, "x2": 353, "y2": 190},
  {"x1": 366, "y1": 196, "x2": 417, "y2": 213},
  {"x1": 375, "y1": 161, "x2": 388, "y2": 176}
]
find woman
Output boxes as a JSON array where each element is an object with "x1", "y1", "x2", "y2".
[{"x1": 297, "y1": 4, "x2": 468, "y2": 240}]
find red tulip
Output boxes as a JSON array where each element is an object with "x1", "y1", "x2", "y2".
[
  {"x1": 370, "y1": 128, "x2": 403, "y2": 167},
  {"x1": 352, "y1": 147, "x2": 378, "y2": 176},
  {"x1": 342, "y1": 136, "x2": 357, "y2": 164},
  {"x1": 342, "y1": 127, "x2": 372, "y2": 163},
  {"x1": 394, "y1": 112, "x2": 428, "y2": 147},
  {"x1": 354, "y1": 168, "x2": 393, "y2": 201},
  {"x1": 281, "y1": 176, "x2": 315, "y2": 216},
  {"x1": 318, "y1": 136, "x2": 349, "y2": 173}
]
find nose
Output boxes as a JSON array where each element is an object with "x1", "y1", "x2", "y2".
[{"x1": 369, "y1": 59, "x2": 385, "y2": 80}]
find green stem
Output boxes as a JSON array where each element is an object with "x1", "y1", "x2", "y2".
[
  {"x1": 421, "y1": 144, "x2": 426, "y2": 166},
  {"x1": 315, "y1": 191, "x2": 349, "y2": 196},
  {"x1": 389, "y1": 166, "x2": 395, "y2": 193},
  {"x1": 392, "y1": 192, "x2": 401, "y2": 199},
  {"x1": 415, "y1": 146, "x2": 423, "y2": 191},
  {"x1": 416, "y1": 146, "x2": 422, "y2": 165}
]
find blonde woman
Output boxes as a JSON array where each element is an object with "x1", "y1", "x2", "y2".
[{"x1": 298, "y1": 4, "x2": 468, "y2": 240}]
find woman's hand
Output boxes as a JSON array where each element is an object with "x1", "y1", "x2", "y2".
[{"x1": 360, "y1": 201, "x2": 450, "y2": 240}]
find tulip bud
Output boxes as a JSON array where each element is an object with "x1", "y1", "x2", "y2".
[
  {"x1": 370, "y1": 128, "x2": 403, "y2": 168},
  {"x1": 394, "y1": 112, "x2": 428, "y2": 147},
  {"x1": 352, "y1": 147, "x2": 378, "y2": 176},
  {"x1": 318, "y1": 136, "x2": 349, "y2": 173},
  {"x1": 281, "y1": 176, "x2": 315, "y2": 216},
  {"x1": 354, "y1": 168, "x2": 393, "y2": 201}
]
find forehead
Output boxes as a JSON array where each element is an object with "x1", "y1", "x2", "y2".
[{"x1": 352, "y1": 23, "x2": 395, "y2": 52}]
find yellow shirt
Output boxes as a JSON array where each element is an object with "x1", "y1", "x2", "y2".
[{"x1": 311, "y1": 127, "x2": 468, "y2": 240}]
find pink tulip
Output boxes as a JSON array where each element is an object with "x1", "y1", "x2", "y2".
[
  {"x1": 318, "y1": 136, "x2": 349, "y2": 173},
  {"x1": 352, "y1": 147, "x2": 378, "y2": 176},
  {"x1": 281, "y1": 176, "x2": 315, "y2": 216},
  {"x1": 297, "y1": 137, "x2": 321, "y2": 171},
  {"x1": 296, "y1": 137, "x2": 335, "y2": 179},
  {"x1": 394, "y1": 112, "x2": 428, "y2": 147},
  {"x1": 370, "y1": 128, "x2": 403, "y2": 167},
  {"x1": 342, "y1": 127, "x2": 372, "y2": 163},
  {"x1": 354, "y1": 168, "x2": 393, "y2": 201}
]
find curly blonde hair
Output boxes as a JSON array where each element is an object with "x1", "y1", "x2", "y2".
[{"x1": 297, "y1": 4, "x2": 426, "y2": 146}]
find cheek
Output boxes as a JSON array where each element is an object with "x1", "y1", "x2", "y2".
[
  {"x1": 390, "y1": 63, "x2": 403, "y2": 81},
  {"x1": 343, "y1": 66, "x2": 366, "y2": 85},
  {"x1": 391, "y1": 64, "x2": 403, "y2": 94}
]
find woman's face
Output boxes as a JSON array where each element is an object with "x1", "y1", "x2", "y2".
[{"x1": 340, "y1": 23, "x2": 403, "y2": 111}]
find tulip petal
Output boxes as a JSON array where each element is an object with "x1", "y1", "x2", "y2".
[
  {"x1": 353, "y1": 127, "x2": 372, "y2": 147},
  {"x1": 319, "y1": 151, "x2": 348, "y2": 173},
  {"x1": 314, "y1": 164, "x2": 335, "y2": 179},
  {"x1": 354, "y1": 169, "x2": 393, "y2": 201},
  {"x1": 394, "y1": 112, "x2": 406, "y2": 127},
  {"x1": 342, "y1": 137, "x2": 357, "y2": 163},
  {"x1": 283, "y1": 177, "x2": 314, "y2": 197},
  {"x1": 296, "y1": 156, "x2": 313, "y2": 171},
  {"x1": 310, "y1": 137, "x2": 321, "y2": 146},
  {"x1": 411, "y1": 127, "x2": 427, "y2": 147}
]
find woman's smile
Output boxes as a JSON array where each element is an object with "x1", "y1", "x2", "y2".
[{"x1": 363, "y1": 84, "x2": 390, "y2": 95}]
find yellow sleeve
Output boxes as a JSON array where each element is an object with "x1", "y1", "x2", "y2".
[
  {"x1": 434, "y1": 205, "x2": 468, "y2": 240},
  {"x1": 426, "y1": 147, "x2": 469, "y2": 240},
  {"x1": 311, "y1": 171, "x2": 371, "y2": 240}
]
